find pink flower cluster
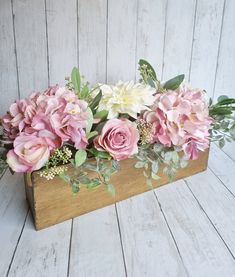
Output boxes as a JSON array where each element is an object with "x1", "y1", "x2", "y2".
[
  {"x1": 140, "y1": 85, "x2": 213, "y2": 159},
  {"x1": 3, "y1": 86, "x2": 88, "y2": 172}
]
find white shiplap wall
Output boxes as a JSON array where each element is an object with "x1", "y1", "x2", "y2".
[{"x1": 1, "y1": 0, "x2": 235, "y2": 111}]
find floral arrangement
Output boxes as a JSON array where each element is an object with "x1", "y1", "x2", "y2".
[{"x1": 0, "y1": 59, "x2": 235, "y2": 194}]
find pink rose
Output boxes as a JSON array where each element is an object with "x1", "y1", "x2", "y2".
[
  {"x1": 94, "y1": 118, "x2": 139, "y2": 161},
  {"x1": 7, "y1": 132, "x2": 59, "y2": 172}
]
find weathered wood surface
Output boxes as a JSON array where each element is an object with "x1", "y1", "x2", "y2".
[
  {"x1": 12, "y1": 0, "x2": 48, "y2": 97},
  {"x1": 8, "y1": 214, "x2": 71, "y2": 277},
  {"x1": 116, "y1": 191, "x2": 188, "y2": 277},
  {"x1": 46, "y1": 0, "x2": 77, "y2": 85},
  {"x1": 189, "y1": 0, "x2": 224, "y2": 97},
  {"x1": 186, "y1": 168, "x2": 235, "y2": 256},
  {"x1": 162, "y1": 0, "x2": 196, "y2": 81},
  {"x1": 69, "y1": 206, "x2": 126, "y2": 277},
  {"x1": 0, "y1": 0, "x2": 19, "y2": 112},
  {"x1": 155, "y1": 179, "x2": 235, "y2": 276},
  {"x1": 1, "y1": 145, "x2": 235, "y2": 276},
  {"x1": 0, "y1": 170, "x2": 27, "y2": 277},
  {"x1": 26, "y1": 149, "x2": 209, "y2": 230}
]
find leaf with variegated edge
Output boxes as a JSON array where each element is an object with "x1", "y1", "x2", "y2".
[
  {"x1": 86, "y1": 107, "x2": 93, "y2": 135},
  {"x1": 75, "y1": 149, "x2": 87, "y2": 167}
]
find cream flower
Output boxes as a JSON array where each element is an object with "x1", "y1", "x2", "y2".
[{"x1": 97, "y1": 81, "x2": 155, "y2": 119}]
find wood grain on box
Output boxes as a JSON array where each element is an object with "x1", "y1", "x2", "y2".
[{"x1": 25, "y1": 149, "x2": 209, "y2": 230}]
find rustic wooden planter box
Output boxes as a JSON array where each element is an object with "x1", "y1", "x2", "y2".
[{"x1": 25, "y1": 149, "x2": 209, "y2": 230}]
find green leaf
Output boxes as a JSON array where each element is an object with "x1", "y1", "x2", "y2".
[
  {"x1": 229, "y1": 124, "x2": 235, "y2": 139},
  {"x1": 180, "y1": 159, "x2": 188, "y2": 168},
  {"x1": 209, "y1": 97, "x2": 213, "y2": 106},
  {"x1": 89, "y1": 90, "x2": 102, "y2": 113},
  {"x1": 135, "y1": 161, "x2": 145, "y2": 169},
  {"x1": 86, "y1": 107, "x2": 93, "y2": 135},
  {"x1": 71, "y1": 67, "x2": 81, "y2": 93},
  {"x1": 94, "y1": 110, "x2": 108, "y2": 120},
  {"x1": 107, "y1": 183, "x2": 115, "y2": 196},
  {"x1": 163, "y1": 74, "x2": 185, "y2": 90},
  {"x1": 83, "y1": 163, "x2": 97, "y2": 171},
  {"x1": 217, "y1": 95, "x2": 228, "y2": 103},
  {"x1": 147, "y1": 78, "x2": 156, "y2": 88},
  {"x1": 151, "y1": 161, "x2": 159, "y2": 174},
  {"x1": 87, "y1": 131, "x2": 98, "y2": 140},
  {"x1": 146, "y1": 178, "x2": 153, "y2": 188},
  {"x1": 75, "y1": 149, "x2": 87, "y2": 167},
  {"x1": 209, "y1": 107, "x2": 233, "y2": 116},
  {"x1": 151, "y1": 173, "x2": 161, "y2": 180},
  {"x1": 216, "y1": 98, "x2": 235, "y2": 105},
  {"x1": 143, "y1": 170, "x2": 149, "y2": 178},
  {"x1": 153, "y1": 143, "x2": 164, "y2": 153},
  {"x1": 172, "y1": 151, "x2": 179, "y2": 164},
  {"x1": 59, "y1": 172, "x2": 71, "y2": 183},
  {"x1": 80, "y1": 84, "x2": 89, "y2": 99},
  {"x1": 219, "y1": 138, "x2": 225, "y2": 148},
  {"x1": 77, "y1": 174, "x2": 90, "y2": 185},
  {"x1": 87, "y1": 178, "x2": 101, "y2": 189},
  {"x1": 71, "y1": 181, "x2": 80, "y2": 194},
  {"x1": 138, "y1": 59, "x2": 157, "y2": 80},
  {"x1": 89, "y1": 148, "x2": 111, "y2": 159},
  {"x1": 112, "y1": 160, "x2": 120, "y2": 170}
]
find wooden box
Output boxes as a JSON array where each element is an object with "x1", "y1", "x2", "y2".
[{"x1": 25, "y1": 149, "x2": 209, "y2": 230}]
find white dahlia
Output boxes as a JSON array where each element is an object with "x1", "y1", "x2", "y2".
[{"x1": 97, "y1": 81, "x2": 155, "y2": 119}]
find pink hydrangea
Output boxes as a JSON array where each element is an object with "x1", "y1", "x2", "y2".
[
  {"x1": 94, "y1": 118, "x2": 139, "y2": 161},
  {"x1": 140, "y1": 84, "x2": 213, "y2": 160},
  {"x1": 3, "y1": 86, "x2": 89, "y2": 172}
]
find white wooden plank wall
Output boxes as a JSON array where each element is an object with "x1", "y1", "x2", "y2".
[{"x1": 1, "y1": 0, "x2": 235, "y2": 103}]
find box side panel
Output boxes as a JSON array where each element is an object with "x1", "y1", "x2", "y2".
[
  {"x1": 24, "y1": 174, "x2": 36, "y2": 220},
  {"x1": 32, "y1": 149, "x2": 209, "y2": 230}
]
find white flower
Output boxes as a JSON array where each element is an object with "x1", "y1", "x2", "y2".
[{"x1": 97, "y1": 81, "x2": 155, "y2": 119}]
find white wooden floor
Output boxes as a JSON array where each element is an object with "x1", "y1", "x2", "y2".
[{"x1": 1, "y1": 143, "x2": 235, "y2": 277}]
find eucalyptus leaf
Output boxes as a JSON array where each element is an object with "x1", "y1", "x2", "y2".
[
  {"x1": 151, "y1": 161, "x2": 159, "y2": 174},
  {"x1": 112, "y1": 160, "x2": 120, "y2": 170},
  {"x1": 87, "y1": 178, "x2": 101, "y2": 189},
  {"x1": 151, "y1": 173, "x2": 161, "y2": 181},
  {"x1": 163, "y1": 74, "x2": 184, "y2": 90},
  {"x1": 146, "y1": 179, "x2": 153, "y2": 188},
  {"x1": 229, "y1": 124, "x2": 235, "y2": 139},
  {"x1": 107, "y1": 183, "x2": 115, "y2": 196},
  {"x1": 135, "y1": 161, "x2": 145, "y2": 169},
  {"x1": 219, "y1": 138, "x2": 225, "y2": 148},
  {"x1": 180, "y1": 159, "x2": 188, "y2": 168},
  {"x1": 75, "y1": 149, "x2": 87, "y2": 167},
  {"x1": 71, "y1": 181, "x2": 80, "y2": 194},
  {"x1": 86, "y1": 107, "x2": 93, "y2": 135},
  {"x1": 59, "y1": 172, "x2": 71, "y2": 183}
]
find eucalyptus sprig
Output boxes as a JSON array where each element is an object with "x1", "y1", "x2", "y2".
[{"x1": 135, "y1": 143, "x2": 188, "y2": 188}]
